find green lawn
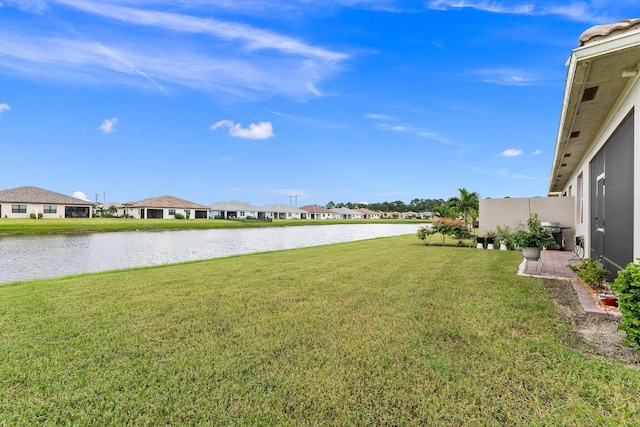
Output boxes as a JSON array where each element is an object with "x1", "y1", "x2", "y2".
[
  {"x1": 0, "y1": 217, "x2": 420, "y2": 235},
  {"x1": 1, "y1": 235, "x2": 638, "y2": 425}
]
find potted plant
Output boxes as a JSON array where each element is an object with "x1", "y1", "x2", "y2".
[
  {"x1": 485, "y1": 229, "x2": 496, "y2": 250},
  {"x1": 495, "y1": 225, "x2": 511, "y2": 251},
  {"x1": 475, "y1": 235, "x2": 485, "y2": 249},
  {"x1": 511, "y1": 213, "x2": 559, "y2": 261}
]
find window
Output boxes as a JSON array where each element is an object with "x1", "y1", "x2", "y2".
[
  {"x1": 169, "y1": 209, "x2": 176, "y2": 215},
  {"x1": 12, "y1": 205, "x2": 26, "y2": 213},
  {"x1": 44, "y1": 205, "x2": 57, "y2": 214},
  {"x1": 185, "y1": 210, "x2": 190, "y2": 216},
  {"x1": 577, "y1": 172, "x2": 584, "y2": 224},
  {"x1": 240, "y1": 211, "x2": 245, "y2": 216}
]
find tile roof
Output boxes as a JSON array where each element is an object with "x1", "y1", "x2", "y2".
[
  {"x1": 355, "y1": 208, "x2": 379, "y2": 215},
  {"x1": 0, "y1": 186, "x2": 92, "y2": 205},
  {"x1": 579, "y1": 18, "x2": 640, "y2": 46},
  {"x1": 127, "y1": 195, "x2": 209, "y2": 209},
  {"x1": 208, "y1": 200, "x2": 260, "y2": 211},
  {"x1": 260, "y1": 203, "x2": 307, "y2": 213},
  {"x1": 299, "y1": 205, "x2": 335, "y2": 214}
]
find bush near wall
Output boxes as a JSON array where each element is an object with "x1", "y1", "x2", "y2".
[{"x1": 611, "y1": 259, "x2": 640, "y2": 350}]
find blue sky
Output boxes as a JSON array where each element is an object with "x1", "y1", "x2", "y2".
[{"x1": 0, "y1": 1, "x2": 637, "y2": 206}]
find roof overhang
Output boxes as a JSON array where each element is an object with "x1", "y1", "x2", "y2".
[{"x1": 549, "y1": 29, "x2": 640, "y2": 194}]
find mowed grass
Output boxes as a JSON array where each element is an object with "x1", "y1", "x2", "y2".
[
  {"x1": 0, "y1": 218, "x2": 418, "y2": 235},
  {"x1": 1, "y1": 235, "x2": 639, "y2": 425}
]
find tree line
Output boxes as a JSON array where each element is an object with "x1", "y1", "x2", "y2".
[{"x1": 325, "y1": 188, "x2": 480, "y2": 229}]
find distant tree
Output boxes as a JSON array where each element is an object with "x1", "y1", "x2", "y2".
[
  {"x1": 325, "y1": 201, "x2": 336, "y2": 209},
  {"x1": 433, "y1": 204, "x2": 451, "y2": 219},
  {"x1": 447, "y1": 188, "x2": 480, "y2": 230}
]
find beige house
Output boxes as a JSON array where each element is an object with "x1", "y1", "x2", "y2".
[
  {"x1": 120, "y1": 195, "x2": 209, "y2": 219},
  {"x1": 0, "y1": 186, "x2": 93, "y2": 218},
  {"x1": 354, "y1": 208, "x2": 381, "y2": 219},
  {"x1": 299, "y1": 205, "x2": 338, "y2": 220}
]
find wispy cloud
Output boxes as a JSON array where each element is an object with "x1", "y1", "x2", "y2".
[
  {"x1": 499, "y1": 148, "x2": 523, "y2": 157},
  {"x1": 377, "y1": 122, "x2": 451, "y2": 144},
  {"x1": 366, "y1": 113, "x2": 451, "y2": 144},
  {"x1": 211, "y1": 120, "x2": 275, "y2": 140},
  {"x1": 0, "y1": 1, "x2": 349, "y2": 98},
  {"x1": 99, "y1": 117, "x2": 118, "y2": 134},
  {"x1": 426, "y1": 0, "x2": 611, "y2": 22},
  {"x1": 364, "y1": 113, "x2": 391, "y2": 120},
  {"x1": 218, "y1": 155, "x2": 233, "y2": 163},
  {"x1": 0, "y1": 103, "x2": 10, "y2": 115},
  {"x1": 532, "y1": 149, "x2": 542, "y2": 155},
  {"x1": 471, "y1": 68, "x2": 536, "y2": 86}
]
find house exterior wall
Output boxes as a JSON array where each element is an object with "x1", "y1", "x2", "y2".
[
  {"x1": 557, "y1": 79, "x2": 640, "y2": 266},
  {"x1": 479, "y1": 197, "x2": 575, "y2": 249},
  {"x1": 119, "y1": 207, "x2": 205, "y2": 219},
  {"x1": 0, "y1": 203, "x2": 91, "y2": 219}
]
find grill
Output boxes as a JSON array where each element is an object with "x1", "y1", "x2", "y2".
[{"x1": 541, "y1": 222, "x2": 563, "y2": 248}]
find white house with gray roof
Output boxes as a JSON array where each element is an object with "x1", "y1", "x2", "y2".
[
  {"x1": 260, "y1": 204, "x2": 308, "y2": 220},
  {"x1": 0, "y1": 186, "x2": 93, "y2": 219},
  {"x1": 208, "y1": 201, "x2": 260, "y2": 220},
  {"x1": 331, "y1": 207, "x2": 364, "y2": 219}
]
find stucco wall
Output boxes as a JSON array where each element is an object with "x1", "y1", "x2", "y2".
[
  {"x1": 558, "y1": 73, "x2": 640, "y2": 261},
  {"x1": 479, "y1": 197, "x2": 575, "y2": 249}
]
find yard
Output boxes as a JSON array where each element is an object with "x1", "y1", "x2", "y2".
[{"x1": 1, "y1": 234, "x2": 638, "y2": 425}]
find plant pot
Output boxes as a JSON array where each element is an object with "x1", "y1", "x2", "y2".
[
  {"x1": 522, "y1": 247, "x2": 541, "y2": 261},
  {"x1": 476, "y1": 237, "x2": 485, "y2": 249},
  {"x1": 599, "y1": 297, "x2": 618, "y2": 307},
  {"x1": 499, "y1": 240, "x2": 508, "y2": 251}
]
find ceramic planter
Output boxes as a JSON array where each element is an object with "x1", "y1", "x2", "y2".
[{"x1": 522, "y1": 247, "x2": 541, "y2": 261}]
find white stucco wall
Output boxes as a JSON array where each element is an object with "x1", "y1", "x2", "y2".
[
  {"x1": 479, "y1": 197, "x2": 575, "y2": 249},
  {"x1": 558, "y1": 76, "x2": 640, "y2": 261}
]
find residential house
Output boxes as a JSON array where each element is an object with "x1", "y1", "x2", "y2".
[
  {"x1": 354, "y1": 208, "x2": 381, "y2": 219},
  {"x1": 0, "y1": 186, "x2": 93, "y2": 218},
  {"x1": 549, "y1": 18, "x2": 640, "y2": 278},
  {"x1": 208, "y1": 201, "x2": 260, "y2": 220},
  {"x1": 120, "y1": 195, "x2": 209, "y2": 219},
  {"x1": 299, "y1": 205, "x2": 338, "y2": 220},
  {"x1": 331, "y1": 207, "x2": 364, "y2": 219},
  {"x1": 260, "y1": 204, "x2": 308, "y2": 220}
]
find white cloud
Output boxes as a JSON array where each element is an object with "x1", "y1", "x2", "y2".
[
  {"x1": 99, "y1": 117, "x2": 118, "y2": 134},
  {"x1": 0, "y1": 103, "x2": 10, "y2": 115},
  {"x1": 472, "y1": 68, "x2": 535, "y2": 86},
  {"x1": 499, "y1": 148, "x2": 523, "y2": 157},
  {"x1": 364, "y1": 113, "x2": 391, "y2": 120},
  {"x1": 376, "y1": 122, "x2": 451, "y2": 144},
  {"x1": 426, "y1": 0, "x2": 611, "y2": 22},
  {"x1": 532, "y1": 149, "x2": 542, "y2": 155},
  {"x1": 211, "y1": 120, "x2": 274, "y2": 140},
  {"x1": 218, "y1": 155, "x2": 233, "y2": 163},
  {"x1": 0, "y1": 2, "x2": 349, "y2": 99}
]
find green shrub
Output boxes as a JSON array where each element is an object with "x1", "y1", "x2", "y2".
[
  {"x1": 610, "y1": 259, "x2": 640, "y2": 350},
  {"x1": 568, "y1": 258, "x2": 610, "y2": 291},
  {"x1": 174, "y1": 213, "x2": 185, "y2": 220}
]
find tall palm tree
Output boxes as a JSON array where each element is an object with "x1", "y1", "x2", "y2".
[{"x1": 447, "y1": 188, "x2": 479, "y2": 231}]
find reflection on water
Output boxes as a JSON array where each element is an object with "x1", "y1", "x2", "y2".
[{"x1": 0, "y1": 224, "x2": 421, "y2": 283}]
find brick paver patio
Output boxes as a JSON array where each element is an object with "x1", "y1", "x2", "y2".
[{"x1": 517, "y1": 249, "x2": 620, "y2": 318}]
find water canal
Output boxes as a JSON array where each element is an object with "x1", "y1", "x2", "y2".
[{"x1": 0, "y1": 223, "x2": 422, "y2": 283}]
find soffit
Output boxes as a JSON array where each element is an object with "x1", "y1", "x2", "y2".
[{"x1": 549, "y1": 36, "x2": 640, "y2": 193}]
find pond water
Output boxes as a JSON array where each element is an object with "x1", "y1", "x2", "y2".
[{"x1": 0, "y1": 223, "x2": 422, "y2": 284}]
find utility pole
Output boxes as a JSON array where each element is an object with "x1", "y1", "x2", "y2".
[{"x1": 288, "y1": 195, "x2": 301, "y2": 207}]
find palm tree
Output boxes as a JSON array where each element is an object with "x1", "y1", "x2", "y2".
[{"x1": 447, "y1": 188, "x2": 479, "y2": 232}]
